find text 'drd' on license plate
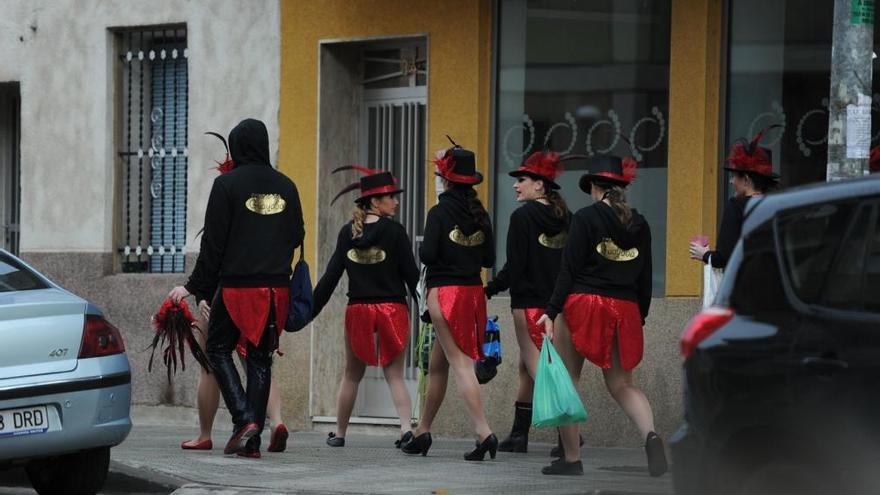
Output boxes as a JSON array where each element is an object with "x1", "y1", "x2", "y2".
[{"x1": 0, "y1": 405, "x2": 50, "y2": 437}]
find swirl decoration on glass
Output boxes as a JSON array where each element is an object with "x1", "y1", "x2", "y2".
[{"x1": 501, "y1": 108, "x2": 667, "y2": 167}]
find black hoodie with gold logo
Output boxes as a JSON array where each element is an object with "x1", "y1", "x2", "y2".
[
  {"x1": 545, "y1": 201, "x2": 652, "y2": 322},
  {"x1": 485, "y1": 200, "x2": 571, "y2": 308},
  {"x1": 312, "y1": 216, "x2": 419, "y2": 317},
  {"x1": 185, "y1": 119, "x2": 304, "y2": 301},
  {"x1": 420, "y1": 188, "x2": 495, "y2": 288}
]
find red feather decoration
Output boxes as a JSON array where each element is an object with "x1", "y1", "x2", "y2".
[
  {"x1": 726, "y1": 143, "x2": 772, "y2": 176},
  {"x1": 205, "y1": 131, "x2": 235, "y2": 175},
  {"x1": 622, "y1": 157, "x2": 638, "y2": 182},
  {"x1": 332, "y1": 165, "x2": 380, "y2": 176},
  {"x1": 148, "y1": 298, "x2": 212, "y2": 383},
  {"x1": 433, "y1": 151, "x2": 456, "y2": 177},
  {"x1": 524, "y1": 151, "x2": 563, "y2": 180}
]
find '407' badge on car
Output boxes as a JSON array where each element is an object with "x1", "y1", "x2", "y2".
[{"x1": 0, "y1": 405, "x2": 50, "y2": 437}]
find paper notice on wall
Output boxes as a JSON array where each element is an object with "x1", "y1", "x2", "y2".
[{"x1": 846, "y1": 102, "x2": 871, "y2": 159}]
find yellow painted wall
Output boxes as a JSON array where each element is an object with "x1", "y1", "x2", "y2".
[
  {"x1": 666, "y1": 0, "x2": 723, "y2": 296},
  {"x1": 279, "y1": 0, "x2": 493, "y2": 272}
]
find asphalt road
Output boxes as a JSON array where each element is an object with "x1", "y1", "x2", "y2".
[{"x1": 0, "y1": 465, "x2": 173, "y2": 495}]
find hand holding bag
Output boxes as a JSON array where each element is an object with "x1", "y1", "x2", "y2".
[
  {"x1": 285, "y1": 241, "x2": 313, "y2": 332},
  {"x1": 532, "y1": 335, "x2": 588, "y2": 428},
  {"x1": 701, "y1": 255, "x2": 723, "y2": 309}
]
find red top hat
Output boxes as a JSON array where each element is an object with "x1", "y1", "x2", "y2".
[
  {"x1": 509, "y1": 151, "x2": 565, "y2": 190},
  {"x1": 724, "y1": 128, "x2": 780, "y2": 179},
  {"x1": 331, "y1": 165, "x2": 404, "y2": 204}
]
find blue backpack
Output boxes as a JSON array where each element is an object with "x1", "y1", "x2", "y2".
[
  {"x1": 285, "y1": 242, "x2": 313, "y2": 332},
  {"x1": 474, "y1": 316, "x2": 502, "y2": 384}
]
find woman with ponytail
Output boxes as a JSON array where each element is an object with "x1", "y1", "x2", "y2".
[
  {"x1": 536, "y1": 155, "x2": 667, "y2": 477},
  {"x1": 401, "y1": 142, "x2": 497, "y2": 461},
  {"x1": 312, "y1": 167, "x2": 419, "y2": 449},
  {"x1": 484, "y1": 150, "x2": 571, "y2": 454}
]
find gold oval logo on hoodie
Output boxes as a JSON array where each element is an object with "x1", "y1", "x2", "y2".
[
  {"x1": 246, "y1": 194, "x2": 286, "y2": 215},
  {"x1": 449, "y1": 225, "x2": 485, "y2": 247},
  {"x1": 347, "y1": 247, "x2": 386, "y2": 264},
  {"x1": 596, "y1": 238, "x2": 638, "y2": 261},
  {"x1": 538, "y1": 232, "x2": 568, "y2": 249}
]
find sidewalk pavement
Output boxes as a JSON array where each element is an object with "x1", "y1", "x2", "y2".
[{"x1": 110, "y1": 423, "x2": 673, "y2": 495}]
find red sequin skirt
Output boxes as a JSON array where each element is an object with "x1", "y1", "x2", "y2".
[
  {"x1": 222, "y1": 287, "x2": 289, "y2": 358},
  {"x1": 344, "y1": 303, "x2": 410, "y2": 367},
  {"x1": 563, "y1": 293, "x2": 643, "y2": 371},
  {"x1": 521, "y1": 308, "x2": 546, "y2": 350},
  {"x1": 435, "y1": 285, "x2": 487, "y2": 360}
]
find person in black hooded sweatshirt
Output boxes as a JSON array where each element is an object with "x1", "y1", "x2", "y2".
[
  {"x1": 401, "y1": 143, "x2": 497, "y2": 461},
  {"x1": 536, "y1": 155, "x2": 667, "y2": 477},
  {"x1": 484, "y1": 150, "x2": 571, "y2": 454},
  {"x1": 169, "y1": 118, "x2": 304, "y2": 458},
  {"x1": 311, "y1": 166, "x2": 419, "y2": 449}
]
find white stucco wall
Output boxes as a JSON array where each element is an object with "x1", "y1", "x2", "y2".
[{"x1": 0, "y1": 0, "x2": 281, "y2": 252}]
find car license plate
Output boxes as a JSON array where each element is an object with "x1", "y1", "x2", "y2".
[{"x1": 0, "y1": 405, "x2": 49, "y2": 437}]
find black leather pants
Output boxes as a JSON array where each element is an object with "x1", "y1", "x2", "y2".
[{"x1": 206, "y1": 290, "x2": 275, "y2": 449}]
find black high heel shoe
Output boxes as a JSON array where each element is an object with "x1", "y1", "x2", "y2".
[
  {"x1": 401, "y1": 432, "x2": 432, "y2": 456},
  {"x1": 464, "y1": 433, "x2": 498, "y2": 461},
  {"x1": 394, "y1": 431, "x2": 414, "y2": 449}
]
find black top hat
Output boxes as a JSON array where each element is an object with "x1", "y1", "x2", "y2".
[
  {"x1": 434, "y1": 146, "x2": 483, "y2": 185},
  {"x1": 578, "y1": 155, "x2": 637, "y2": 193},
  {"x1": 331, "y1": 166, "x2": 404, "y2": 204}
]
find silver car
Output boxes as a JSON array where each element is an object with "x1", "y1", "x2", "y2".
[{"x1": 0, "y1": 250, "x2": 131, "y2": 494}]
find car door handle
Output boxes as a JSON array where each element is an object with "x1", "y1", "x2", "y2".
[{"x1": 801, "y1": 356, "x2": 849, "y2": 371}]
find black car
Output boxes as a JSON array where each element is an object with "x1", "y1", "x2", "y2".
[{"x1": 671, "y1": 175, "x2": 880, "y2": 495}]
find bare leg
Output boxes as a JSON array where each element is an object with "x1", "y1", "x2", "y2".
[
  {"x1": 185, "y1": 320, "x2": 219, "y2": 445},
  {"x1": 553, "y1": 315, "x2": 586, "y2": 463},
  {"x1": 415, "y1": 331, "x2": 448, "y2": 435},
  {"x1": 335, "y1": 335, "x2": 366, "y2": 438},
  {"x1": 602, "y1": 337, "x2": 655, "y2": 439},
  {"x1": 512, "y1": 309, "x2": 540, "y2": 383},
  {"x1": 382, "y1": 350, "x2": 414, "y2": 436},
  {"x1": 427, "y1": 288, "x2": 492, "y2": 441}
]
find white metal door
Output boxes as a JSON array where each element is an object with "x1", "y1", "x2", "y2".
[{"x1": 353, "y1": 86, "x2": 427, "y2": 420}]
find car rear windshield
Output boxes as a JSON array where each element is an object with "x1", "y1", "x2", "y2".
[{"x1": 0, "y1": 254, "x2": 49, "y2": 292}]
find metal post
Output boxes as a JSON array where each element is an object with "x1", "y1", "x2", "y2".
[{"x1": 826, "y1": 0, "x2": 875, "y2": 181}]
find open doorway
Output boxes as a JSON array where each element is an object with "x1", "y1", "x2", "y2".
[
  {"x1": 314, "y1": 37, "x2": 427, "y2": 424},
  {"x1": 0, "y1": 83, "x2": 20, "y2": 255}
]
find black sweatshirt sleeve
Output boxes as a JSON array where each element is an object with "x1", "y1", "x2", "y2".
[
  {"x1": 311, "y1": 227, "x2": 348, "y2": 318},
  {"x1": 185, "y1": 180, "x2": 231, "y2": 303},
  {"x1": 481, "y1": 225, "x2": 495, "y2": 269},
  {"x1": 397, "y1": 225, "x2": 420, "y2": 302},
  {"x1": 637, "y1": 223, "x2": 653, "y2": 323},
  {"x1": 419, "y1": 207, "x2": 441, "y2": 265},
  {"x1": 289, "y1": 182, "x2": 306, "y2": 251},
  {"x1": 701, "y1": 199, "x2": 743, "y2": 269},
  {"x1": 545, "y1": 213, "x2": 591, "y2": 320},
  {"x1": 485, "y1": 210, "x2": 526, "y2": 297}
]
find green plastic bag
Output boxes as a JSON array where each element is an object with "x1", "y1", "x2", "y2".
[{"x1": 532, "y1": 335, "x2": 588, "y2": 428}]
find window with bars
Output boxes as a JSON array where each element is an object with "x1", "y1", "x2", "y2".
[{"x1": 115, "y1": 27, "x2": 188, "y2": 273}]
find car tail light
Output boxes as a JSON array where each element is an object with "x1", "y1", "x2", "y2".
[
  {"x1": 680, "y1": 306, "x2": 733, "y2": 359},
  {"x1": 79, "y1": 315, "x2": 125, "y2": 358}
]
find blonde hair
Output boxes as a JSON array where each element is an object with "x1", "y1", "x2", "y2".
[{"x1": 350, "y1": 206, "x2": 367, "y2": 239}]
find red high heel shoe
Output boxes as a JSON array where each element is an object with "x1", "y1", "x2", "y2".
[
  {"x1": 267, "y1": 424, "x2": 289, "y2": 453},
  {"x1": 180, "y1": 438, "x2": 213, "y2": 450}
]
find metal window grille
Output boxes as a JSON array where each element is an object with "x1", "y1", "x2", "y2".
[{"x1": 116, "y1": 27, "x2": 188, "y2": 273}]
